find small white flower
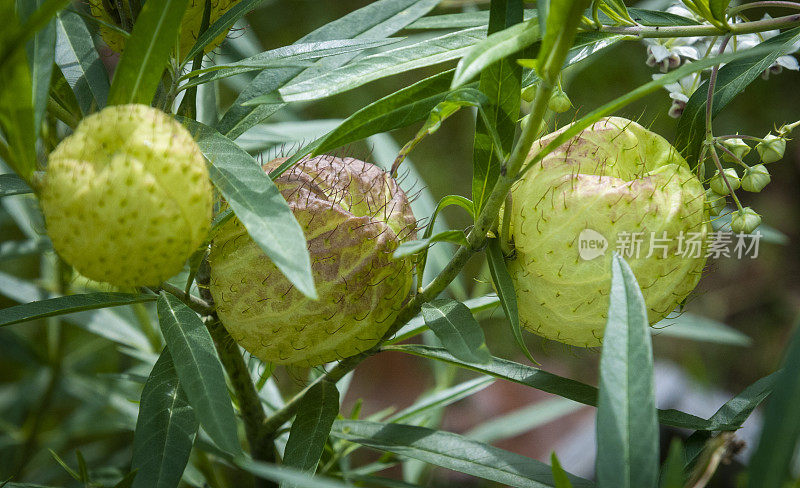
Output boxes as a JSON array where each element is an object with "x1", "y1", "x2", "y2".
[{"x1": 655, "y1": 72, "x2": 702, "y2": 118}]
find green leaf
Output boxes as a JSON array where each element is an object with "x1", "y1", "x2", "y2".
[
  {"x1": 314, "y1": 70, "x2": 459, "y2": 153},
  {"x1": 521, "y1": 31, "x2": 623, "y2": 88},
  {"x1": 183, "y1": 0, "x2": 269, "y2": 63},
  {"x1": 0, "y1": 292, "x2": 155, "y2": 328},
  {"x1": 390, "y1": 294, "x2": 499, "y2": 344},
  {"x1": 596, "y1": 254, "x2": 659, "y2": 488},
  {"x1": 551, "y1": 452, "x2": 573, "y2": 488},
  {"x1": 386, "y1": 344, "x2": 733, "y2": 432},
  {"x1": 131, "y1": 349, "x2": 198, "y2": 488},
  {"x1": 107, "y1": 0, "x2": 191, "y2": 105},
  {"x1": 453, "y1": 19, "x2": 538, "y2": 88},
  {"x1": 708, "y1": 0, "x2": 731, "y2": 23},
  {"x1": 157, "y1": 292, "x2": 242, "y2": 456},
  {"x1": 330, "y1": 420, "x2": 593, "y2": 488},
  {"x1": 0, "y1": 271, "x2": 152, "y2": 349},
  {"x1": 407, "y1": 10, "x2": 538, "y2": 30},
  {"x1": 420, "y1": 298, "x2": 492, "y2": 364},
  {"x1": 675, "y1": 27, "x2": 800, "y2": 164},
  {"x1": 0, "y1": 5, "x2": 37, "y2": 181},
  {"x1": 183, "y1": 39, "x2": 398, "y2": 90},
  {"x1": 486, "y1": 239, "x2": 537, "y2": 364},
  {"x1": 19, "y1": 0, "x2": 57, "y2": 139},
  {"x1": 597, "y1": 0, "x2": 634, "y2": 24},
  {"x1": 625, "y1": 8, "x2": 700, "y2": 26},
  {"x1": 393, "y1": 230, "x2": 468, "y2": 258},
  {"x1": 747, "y1": 323, "x2": 800, "y2": 488},
  {"x1": 653, "y1": 312, "x2": 751, "y2": 346},
  {"x1": 659, "y1": 439, "x2": 685, "y2": 488},
  {"x1": 388, "y1": 376, "x2": 494, "y2": 423},
  {"x1": 278, "y1": 27, "x2": 486, "y2": 103},
  {"x1": 536, "y1": 0, "x2": 591, "y2": 77},
  {"x1": 181, "y1": 117, "x2": 316, "y2": 299},
  {"x1": 281, "y1": 381, "x2": 339, "y2": 485},
  {"x1": 236, "y1": 459, "x2": 355, "y2": 488},
  {"x1": 216, "y1": 0, "x2": 439, "y2": 139},
  {"x1": 469, "y1": 1, "x2": 526, "y2": 214},
  {"x1": 55, "y1": 9, "x2": 110, "y2": 113},
  {"x1": 0, "y1": 174, "x2": 33, "y2": 196},
  {"x1": 466, "y1": 397, "x2": 582, "y2": 443}
]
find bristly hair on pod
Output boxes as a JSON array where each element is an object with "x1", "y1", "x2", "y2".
[{"x1": 208, "y1": 154, "x2": 417, "y2": 367}]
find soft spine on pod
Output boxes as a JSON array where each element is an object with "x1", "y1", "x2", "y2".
[
  {"x1": 209, "y1": 156, "x2": 417, "y2": 366},
  {"x1": 505, "y1": 117, "x2": 709, "y2": 347}
]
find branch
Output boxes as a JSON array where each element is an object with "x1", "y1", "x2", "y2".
[{"x1": 598, "y1": 13, "x2": 800, "y2": 38}]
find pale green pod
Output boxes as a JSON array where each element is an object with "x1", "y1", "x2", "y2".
[
  {"x1": 41, "y1": 104, "x2": 212, "y2": 287},
  {"x1": 504, "y1": 117, "x2": 708, "y2": 347},
  {"x1": 209, "y1": 156, "x2": 416, "y2": 366}
]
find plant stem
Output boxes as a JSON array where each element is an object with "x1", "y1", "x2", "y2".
[
  {"x1": 206, "y1": 319, "x2": 274, "y2": 465},
  {"x1": 194, "y1": 261, "x2": 274, "y2": 488},
  {"x1": 728, "y1": 1, "x2": 800, "y2": 16},
  {"x1": 160, "y1": 282, "x2": 214, "y2": 315},
  {"x1": 259, "y1": 1, "x2": 572, "y2": 442},
  {"x1": 598, "y1": 12, "x2": 800, "y2": 38}
]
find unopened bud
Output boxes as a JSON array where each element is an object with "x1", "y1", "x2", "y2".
[
  {"x1": 731, "y1": 207, "x2": 761, "y2": 234},
  {"x1": 548, "y1": 88, "x2": 572, "y2": 113},
  {"x1": 741, "y1": 164, "x2": 771, "y2": 192},
  {"x1": 521, "y1": 83, "x2": 537, "y2": 103},
  {"x1": 721, "y1": 138, "x2": 750, "y2": 163},
  {"x1": 756, "y1": 134, "x2": 786, "y2": 163},
  {"x1": 709, "y1": 168, "x2": 740, "y2": 195}
]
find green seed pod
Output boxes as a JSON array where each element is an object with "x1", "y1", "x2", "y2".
[
  {"x1": 209, "y1": 156, "x2": 416, "y2": 366},
  {"x1": 705, "y1": 189, "x2": 726, "y2": 216},
  {"x1": 90, "y1": 0, "x2": 241, "y2": 57},
  {"x1": 721, "y1": 138, "x2": 750, "y2": 163},
  {"x1": 756, "y1": 134, "x2": 787, "y2": 163},
  {"x1": 741, "y1": 164, "x2": 771, "y2": 192},
  {"x1": 41, "y1": 104, "x2": 212, "y2": 287},
  {"x1": 731, "y1": 207, "x2": 761, "y2": 234},
  {"x1": 709, "y1": 168, "x2": 740, "y2": 196},
  {"x1": 521, "y1": 84, "x2": 537, "y2": 103},
  {"x1": 504, "y1": 117, "x2": 708, "y2": 347},
  {"x1": 548, "y1": 88, "x2": 573, "y2": 113}
]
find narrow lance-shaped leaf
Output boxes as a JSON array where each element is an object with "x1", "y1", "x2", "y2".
[
  {"x1": 18, "y1": 0, "x2": 57, "y2": 140},
  {"x1": 595, "y1": 253, "x2": 659, "y2": 488},
  {"x1": 469, "y1": 0, "x2": 524, "y2": 213},
  {"x1": 183, "y1": 0, "x2": 270, "y2": 63},
  {"x1": 131, "y1": 349, "x2": 198, "y2": 488},
  {"x1": 157, "y1": 292, "x2": 242, "y2": 456},
  {"x1": 747, "y1": 322, "x2": 800, "y2": 488},
  {"x1": 281, "y1": 381, "x2": 339, "y2": 486},
  {"x1": 0, "y1": 292, "x2": 156, "y2": 328},
  {"x1": 421, "y1": 298, "x2": 492, "y2": 364},
  {"x1": 55, "y1": 9, "x2": 110, "y2": 113},
  {"x1": 486, "y1": 239, "x2": 538, "y2": 364},
  {"x1": 386, "y1": 344, "x2": 735, "y2": 432},
  {"x1": 0, "y1": 174, "x2": 33, "y2": 197},
  {"x1": 277, "y1": 27, "x2": 487, "y2": 103},
  {"x1": 0, "y1": 4, "x2": 37, "y2": 181},
  {"x1": 330, "y1": 419, "x2": 594, "y2": 488},
  {"x1": 551, "y1": 452, "x2": 573, "y2": 488},
  {"x1": 107, "y1": 0, "x2": 191, "y2": 105},
  {"x1": 180, "y1": 117, "x2": 316, "y2": 299},
  {"x1": 216, "y1": 0, "x2": 440, "y2": 139}
]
